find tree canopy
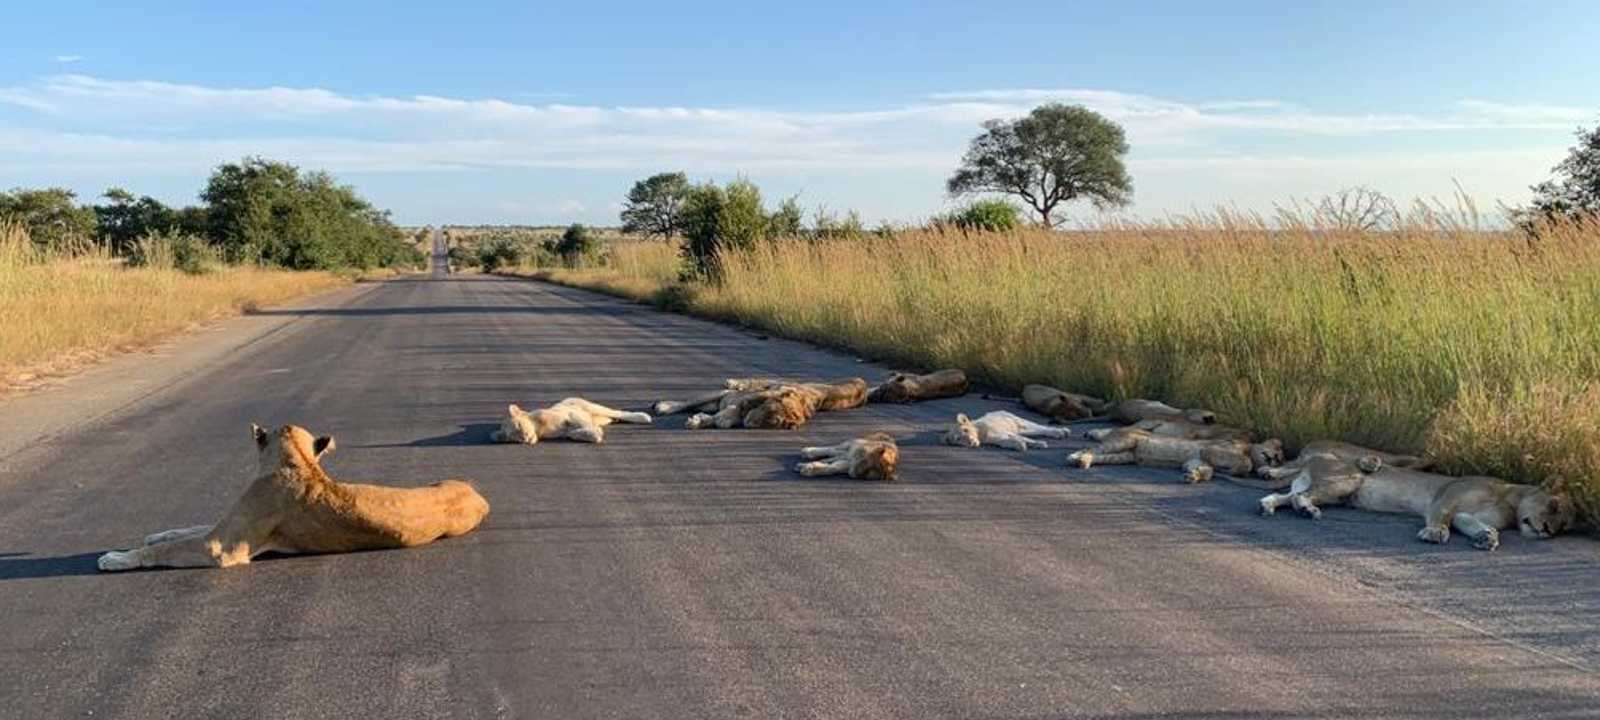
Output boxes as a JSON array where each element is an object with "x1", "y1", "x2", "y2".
[
  {"x1": 947, "y1": 103, "x2": 1132, "y2": 227},
  {"x1": 1529, "y1": 118, "x2": 1600, "y2": 219},
  {"x1": 619, "y1": 172, "x2": 690, "y2": 238}
]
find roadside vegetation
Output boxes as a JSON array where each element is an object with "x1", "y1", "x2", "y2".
[
  {"x1": 0, "y1": 223, "x2": 345, "y2": 389},
  {"x1": 1, "y1": 157, "x2": 414, "y2": 389},
  {"x1": 501, "y1": 109, "x2": 1600, "y2": 525}
]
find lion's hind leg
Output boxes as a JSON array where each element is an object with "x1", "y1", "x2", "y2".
[
  {"x1": 143, "y1": 524, "x2": 213, "y2": 546},
  {"x1": 1068, "y1": 449, "x2": 1134, "y2": 468},
  {"x1": 795, "y1": 459, "x2": 851, "y2": 477},
  {"x1": 567, "y1": 398, "x2": 653, "y2": 425},
  {"x1": 800, "y1": 441, "x2": 850, "y2": 460},
  {"x1": 100, "y1": 534, "x2": 222, "y2": 571}
]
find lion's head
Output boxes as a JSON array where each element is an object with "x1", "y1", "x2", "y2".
[
  {"x1": 867, "y1": 373, "x2": 914, "y2": 404},
  {"x1": 942, "y1": 413, "x2": 982, "y2": 448},
  {"x1": 490, "y1": 404, "x2": 538, "y2": 444},
  {"x1": 1518, "y1": 491, "x2": 1577, "y2": 539},
  {"x1": 853, "y1": 437, "x2": 900, "y2": 482},
  {"x1": 1249, "y1": 438, "x2": 1285, "y2": 469},
  {"x1": 743, "y1": 388, "x2": 817, "y2": 429},
  {"x1": 252, "y1": 423, "x2": 334, "y2": 475}
]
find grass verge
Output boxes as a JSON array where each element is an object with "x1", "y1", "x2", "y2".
[
  {"x1": 1, "y1": 224, "x2": 349, "y2": 390},
  {"x1": 503, "y1": 215, "x2": 1600, "y2": 525}
]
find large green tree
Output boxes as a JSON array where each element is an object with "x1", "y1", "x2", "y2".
[
  {"x1": 619, "y1": 171, "x2": 690, "y2": 238},
  {"x1": 1529, "y1": 118, "x2": 1600, "y2": 219},
  {"x1": 0, "y1": 187, "x2": 97, "y2": 249},
  {"x1": 94, "y1": 187, "x2": 180, "y2": 253},
  {"x1": 947, "y1": 103, "x2": 1132, "y2": 228}
]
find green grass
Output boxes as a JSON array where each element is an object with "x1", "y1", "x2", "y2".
[{"x1": 508, "y1": 212, "x2": 1600, "y2": 525}]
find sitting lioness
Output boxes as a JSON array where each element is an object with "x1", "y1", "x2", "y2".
[
  {"x1": 1068, "y1": 429, "x2": 1284, "y2": 483},
  {"x1": 1021, "y1": 384, "x2": 1108, "y2": 422},
  {"x1": 98, "y1": 424, "x2": 489, "y2": 571},
  {"x1": 657, "y1": 377, "x2": 867, "y2": 430},
  {"x1": 491, "y1": 398, "x2": 652, "y2": 444},
  {"x1": 1252, "y1": 439, "x2": 1430, "y2": 488},
  {"x1": 1257, "y1": 454, "x2": 1575, "y2": 551},
  {"x1": 942, "y1": 411, "x2": 1069, "y2": 451},
  {"x1": 866, "y1": 369, "x2": 969, "y2": 404},
  {"x1": 794, "y1": 432, "x2": 901, "y2": 481}
]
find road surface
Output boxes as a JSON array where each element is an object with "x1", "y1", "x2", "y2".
[{"x1": 1, "y1": 271, "x2": 1597, "y2": 719}]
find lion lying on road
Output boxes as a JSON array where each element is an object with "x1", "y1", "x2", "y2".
[
  {"x1": 1257, "y1": 453, "x2": 1575, "y2": 551},
  {"x1": 794, "y1": 432, "x2": 901, "y2": 481},
  {"x1": 1104, "y1": 399, "x2": 1217, "y2": 425},
  {"x1": 942, "y1": 411, "x2": 1069, "y2": 451},
  {"x1": 1088, "y1": 418, "x2": 1254, "y2": 443},
  {"x1": 656, "y1": 377, "x2": 867, "y2": 430},
  {"x1": 491, "y1": 398, "x2": 652, "y2": 444},
  {"x1": 1251, "y1": 440, "x2": 1430, "y2": 488},
  {"x1": 1068, "y1": 429, "x2": 1284, "y2": 483},
  {"x1": 866, "y1": 369, "x2": 969, "y2": 404},
  {"x1": 98, "y1": 424, "x2": 489, "y2": 571},
  {"x1": 1021, "y1": 384, "x2": 1109, "y2": 422}
]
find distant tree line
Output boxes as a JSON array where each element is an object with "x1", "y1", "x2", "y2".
[{"x1": 1, "y1": 157, "x2": 421, "y2": 271}]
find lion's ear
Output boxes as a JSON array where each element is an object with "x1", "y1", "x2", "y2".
[
  {"x1": 955, "y1": 413, "x2": 970, "y2": 424},
  {"x1": 313, "y1": 435, "x2": 336, "y2": 460},
  {"x1": 251, "y1": 423, "x2": 269, "y2": 449}
]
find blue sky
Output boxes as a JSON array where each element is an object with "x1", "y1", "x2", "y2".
[{"x1": 3, "y1": 1, "x2": 1597, "y2": 226}]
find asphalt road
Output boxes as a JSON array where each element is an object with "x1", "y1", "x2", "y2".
[{"x1": 1, "y1": 266, "x2": 1598, "y2": 718}]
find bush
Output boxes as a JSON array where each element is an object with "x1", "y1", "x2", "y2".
[
  {"x1": 476, "y1": 236, "x2": 524, "y2": 272},
  {"x1": 126, "y1": 231, "x2": 217, "y2": 275},
  {"x1": 679, "y1": 179, "x2": 767, "y2": 280},
  {"x1": 949, "y1": 199, "x2": 1022, "y2": 232},
  {"x1": 448, "y1": 244, "x2": 481, "y2": 269},
  {"x1": 555, "y1": 224, "x2": 597, "y2": 266}
]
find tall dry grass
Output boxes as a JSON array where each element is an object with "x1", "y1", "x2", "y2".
[
  {"x1": 0, "y1": 222, "x2": 347, "y2": 389},
  {"x1": 527, "y1": 212, "x2": 1600, "y2": 522}
]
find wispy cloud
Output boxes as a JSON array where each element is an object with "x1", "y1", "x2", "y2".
[
  {"x1": 0, "y1": 75, "x2": 1586, "y2": 219},
  {"x1": 53, "y1": 55, "x2": 84, "y2": 64}
]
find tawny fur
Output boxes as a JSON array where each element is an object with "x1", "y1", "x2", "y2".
[
  {"x1": 1068, "y1": 429, "x2": 1284, "y2": 483},
  {"x1": 794, "y1": 432, "x2": 901, "y2": 481},
  {"x1": 1257, "y1": 454, "x2": 1575, "y2": 551},
  {"x1": 1103, "y1": 399, "x2": 1218, "y2": 425},
  {"x1": 1087, "y1": 418, "x2": 1254, "y2": 443},
  {"x1": 97, "y1": 424, "x2": 490, "y2": 571},
  {"x1": 1250, "y1": 439, "x2": 1430, "y2": 489},
  {"x1": 1021, "y1": 384, "x2": 1108, "y2": 422},
  {"x1": 658, "y1": 377, "x2": 866, "y2": 430},
  {"x1": 942, "y1": 411, "x2": 1068, "y2": 451},
  {"x1": 491, "y1": 398, "x2": 652, "y2": 445},
  {"x1": 866, "y1": 369, "x2": 969, "y2": 404}
]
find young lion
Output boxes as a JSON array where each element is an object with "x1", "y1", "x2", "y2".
[
  {"x1": 98, "y1": 424, "x2": 490, "y2": 571},
  {"x1": 1020, "y1": 384, "x2": 1108, "y2": 422},
  {"x1": 1104, "y1": 399, "x2": 1217, "y2": 425},
  {"x1": 1252, "y1": 440, "x2": 1430, "y2": 488},
  {"x1": 658, "y1": 377, "x2": 867, "y2": 430},
  {"x1": 866, "y1": 369, "x2": 969, "y2": 404},
  {"x1": 491, "y1": 398, "x2": 653, "y2": 444},
  {"x1": 1067, "y1": 429, "x2": 1284, "y2": 483},
  {"x1": 1257, "y1": 454, "x2": 1575, "y2": 551},
  {"x1": 794, "y1": 432, "x2": 901, "y2": 481},
  {"x1": 942, "y1": 411, "x2": 1069, "y2": 451}
]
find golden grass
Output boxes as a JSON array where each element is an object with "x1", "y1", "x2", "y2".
[
  {"x1": 0, "y1": 223, "x2": 347, "y2": 390},
  {"x1": 521, "y1": 214, "x2": 1600, "y2": 524}
]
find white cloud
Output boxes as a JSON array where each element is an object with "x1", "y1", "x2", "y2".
[
  {"x1": 53, "y1": 55, "x2": 84, "y2": 64},
  {"x1": 0, "y1": 74, "x2": 1589, "y2": 220}
]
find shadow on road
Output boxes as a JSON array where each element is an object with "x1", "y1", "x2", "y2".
[
  {"x1": 355, "y1": 423, "x2": 502, "y2": 448},
  {"x1": 0, "y1": 551, "x2": 102, "y2": 580}
]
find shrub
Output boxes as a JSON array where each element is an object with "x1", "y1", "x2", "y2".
[
  {"x1": 555, "y1": 224, "x2": 597, "y2": 266},
  {"x1": 476, "y1": 236, "x2": 524, "y2": 272},
  {"x1": 126, "y1": 231, "x2": 217, "y2": 275},
  {"x1": 950, "y1": 199, "x2": 1022, "y2": 232}
]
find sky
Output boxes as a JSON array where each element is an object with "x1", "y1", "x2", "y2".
[{"x1": 2, "y1": 1, "x2": 1598, "y2": 226}]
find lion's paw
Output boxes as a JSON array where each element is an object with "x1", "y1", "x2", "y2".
[
  {"x1": 1473, "y1": 528, "x2": 1501, "y2": 551},
  {"x1": 97, "y1": 551, "x2": 138, "y2": 572},
  {"x1": 1417, "y1": 525, "x2": 1451, "y2": 544},
  {"x1": 1184, "y1": 468, "x2": 1214, "y2": 484},
  {"x1": 1068, "y1": 451, "x2": 1092, "y2": 469}
]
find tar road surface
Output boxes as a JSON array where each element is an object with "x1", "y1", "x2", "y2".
[{"x1": 1, "y1": 235, "x2": 1597, "y2": 718}]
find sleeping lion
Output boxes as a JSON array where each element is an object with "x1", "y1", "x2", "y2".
[
  {"x1": 942, "y1": 411, "x2": 1069, "y2": 451},
  {"x1": 1252, "y1": 439, "x2": 1430, "y2": 488},
  {"x1": 1020, "y1": 384, "x2": 1108, "y2": 422},
  {"x1": 1068, "y1": 429, "x2": 1284, "y2": 483},
  {"x1": 866, "y1": 369, "x2": 969, "y2": 404},
  {"x1": 492, "y1": 398, "x2": 652, "y2": 444},
  {"x1": 794, "y1": 432, "x2": 901, "y2": 481},
  {"x1": 656, "y1": 377, "x2": 867, "y2": 430},
  {"x1": 98, "y1": 424, "x2": 489, "y2": 571},
  {"x1": 1257, "y1": 453, "x2": 1575, "y2": 551}
]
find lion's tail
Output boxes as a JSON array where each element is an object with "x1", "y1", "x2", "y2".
[{"x1": 1221, "y1": 475, "x2": 1293, "y2": 491}]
